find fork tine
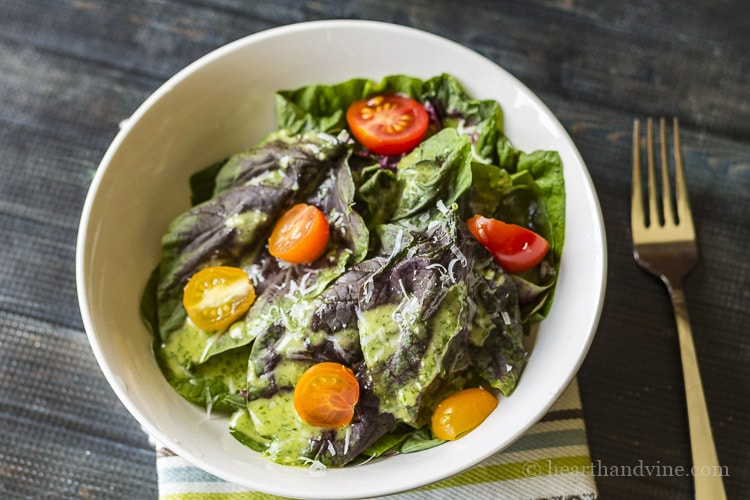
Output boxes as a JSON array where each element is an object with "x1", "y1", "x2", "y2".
[
  {"x1": 659, "y1": 117, "x2": 676, "y2": 226},
  {"x1": 672, "y1": 117, "x2": 695, "y2": 232},
  {"x1": 631, "y1": 119, "x2": 645, "y2": 230},
  {"x1": 645, "y1": 118, "x2": 660, "y2": 227}
]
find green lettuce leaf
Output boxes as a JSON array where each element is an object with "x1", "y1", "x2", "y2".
[
  {"x1": 276, "y1": 75, "x2": 426, "y2": 135},
  {"x1": 391, "y1": 128, "x2": 473, "y2": 225}
]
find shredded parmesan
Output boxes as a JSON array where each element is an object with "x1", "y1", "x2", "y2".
[
  {"x1": 302, "y1": 142, "x2": 322, "y2": 158},
  {"x1": 328, "y1": 209, "x2": 344, "y2": 228},
  {"x1": 300, "y1": 457, "x2": 328, "y2": 473},
  {"x1": 436, "y1": 199, "x2": 450, "y2": 214},
  {"x1": 450, "y1": 245, "x2": 468, "y2": 267},
  {"x1": 447, "y1": 257, "x2": 462, "y2": 284},
  {"x1": 328, "y1": 334, "x2": 348, "y2": 359},
  {"x1": 426, "y1": 262, "x2": 448, "y2": 274},
  {"x1": 343, "y1": 427, "x2": 351, "y2": 455},
  {"x1": 317, "y1": 132, "x2": 338, "y2": 144},
  {"x1": 362, "y1": 278, "x2": 374, "y2": 304},
  {"x1": 245, "y1": 264, "x2": 265, "y2": 285},
  {"x1": 284, "y1": 280, "x2": 299, "y2": 300},
  {"x1": 278, "y1": 155, "x2": 292, "y2": 169},
  {"x1": 501, "y1": 311, "x2": 512, "y2": 325},
  {"x1": 284, "y1": 271, "x2": 317, "y2": 301},
  {"x1": 203, "y1": 386, "x2": 219, "y2": 418},
  {"x1": 398, "y1": 278, "x2": 409, "y2": 298},
  {"x1": 389, "y1": 229, "x2": 405, "y2": 260},
  {"x1": 199, "y1": 335, "x2": 217, "y2": 362}
]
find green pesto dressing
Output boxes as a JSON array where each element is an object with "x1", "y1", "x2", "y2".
[
  {"x1": 240, "y1": 323, "x2": 362, "y2": 463},
  {"x1": 357, "y1": 283, "x2": 466, "y2": 424},
  {"x1": 224, "y1": 209, "x2": 268, "y2": 245},
  {"x1": 241, "y1": 391, "x2": 351, "y2": 466},
  {"x1": 159, "y1": 319, "x2": 214, "y2": 373},
  {"x1": 156, "y1": 319, "x2": 249, "y2": 410}
]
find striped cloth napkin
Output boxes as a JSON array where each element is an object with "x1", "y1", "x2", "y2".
[{"x1": 154, "y1": 379, "x2": 597, "y2": 500}]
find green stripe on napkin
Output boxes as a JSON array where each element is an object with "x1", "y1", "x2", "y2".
[{"x1": 155, "y1": 380, "x2": 597, "y2": 500}]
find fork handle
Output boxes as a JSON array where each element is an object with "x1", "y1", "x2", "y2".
[{"x1": 671, "y1": 288, "x2": 727, "y2": 500}]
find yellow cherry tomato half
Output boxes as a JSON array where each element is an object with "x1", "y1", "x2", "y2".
[
  {"x1": 293, "y1": 362, "x2": 360, "y2": 429},
  {"x1": 268, "y1": 203, "x2": 330, "y2": 264},
  {"x1": 182, "y1": 266, "x2": 256, "y2": 331},
  {"x1": 431, "y1": 387, "x2": 498, "y2": 440}
]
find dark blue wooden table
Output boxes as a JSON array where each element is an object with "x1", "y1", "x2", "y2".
[{"x1": 1, "y1": 1, "x2": 748, "y2": 498}]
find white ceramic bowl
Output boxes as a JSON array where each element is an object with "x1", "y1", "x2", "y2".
[{"x1": 77, "y1": 20, "x2": 606, "y2": 499}]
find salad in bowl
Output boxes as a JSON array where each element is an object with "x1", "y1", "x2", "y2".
[{"x1": 140, "y1": 73, "x2": 564, "y2": 468}]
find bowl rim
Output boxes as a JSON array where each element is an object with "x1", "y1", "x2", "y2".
[{"x1": 76, "y1": 19, "x2": 607, "y2": 499}]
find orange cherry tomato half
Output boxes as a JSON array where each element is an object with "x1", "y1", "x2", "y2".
[
  {"x1": 346, "y1": 94, "x2": 429, "y2": 156},
  {"x1": 466, "y1": 215, "x2": 550, "y2": 274},
  {"x1": 431, "y1": 387, "x2": 498, "y2": 441},
  {"x1": 293, "y1": 362, "x2": 360, "y2": 429},
  {"x1": 182, "y1": 266, "x2": 256, "y2": 331},
  {"x1": 268, "y1": 203, "x2": 330, "y2": 264}
]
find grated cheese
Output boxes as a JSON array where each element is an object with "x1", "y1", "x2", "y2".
[
  {"x1": 501, "y1": 311, "x2": 512, "y2": 325},
  {"x1": 447, "y1": 257, "x2": 462, "y2": 284},
  {"x1": 343, "y1": 427, "x2": 351, "y2": 456},
  {"x1": 436, "y1": 199, "x2": 450, "y2": 214},
  {"x1": 300, "y1": 457, "x2": 328, "y2": 473}
]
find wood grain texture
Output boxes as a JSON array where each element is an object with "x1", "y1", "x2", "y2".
[{"x1": 1, "y1": 0, "x2": 748, "y2": 498}]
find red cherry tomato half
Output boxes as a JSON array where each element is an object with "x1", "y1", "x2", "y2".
[
  {"x1": 268, "y1": 204, "x2": 330, "y2": 264},
  {"x1": 346, "y1": 94, "x2": 429, "y2": 156},
  {"x1": 467, "y1": 215, "x2": 550, "y2": 274},
  {"x1": 293, "y1": 362, "x2": 360, "y2": 429},
  {"x1": 431, "y1": 387, "x2": 498, "y2": 440}
]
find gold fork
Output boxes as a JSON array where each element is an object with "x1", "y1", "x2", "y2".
[{"x1": 631, "y1": 117, "x2": 726, "y2": 499}]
